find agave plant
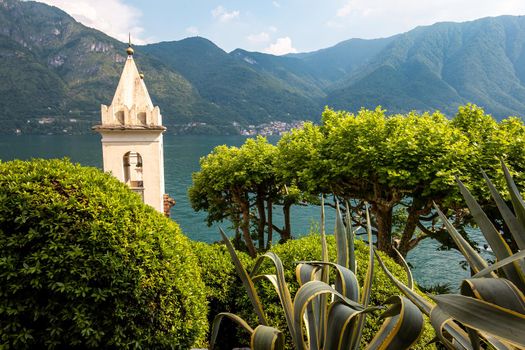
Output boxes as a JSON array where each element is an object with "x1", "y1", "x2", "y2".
[
  {"x1": 377, "y1": 161, "x2": 525, "y2": 349},
  {"x1": 210, "y1": 199, "x2": 424, "y2": 350}
]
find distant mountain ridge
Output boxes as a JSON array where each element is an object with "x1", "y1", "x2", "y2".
[{"x1": 1, "y1": 0, "x2": 525, "y2": 135}]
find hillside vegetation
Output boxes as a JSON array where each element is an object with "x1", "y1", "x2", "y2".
[{"x1": 2, "y1": 0, "x2": 525, "y2": 134}]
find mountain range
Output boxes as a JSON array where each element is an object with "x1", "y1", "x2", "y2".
[{"x1": 1, "y1": 0, "x2": 525, "y2": 135}]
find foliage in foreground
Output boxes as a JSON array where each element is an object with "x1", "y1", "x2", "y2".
[
  {"x1": 0, "y1": 159, "x2": 208, "y2": 349},
  {"x1": 211, "y1": 202, "x2": 426, "y2": 349},
  {"x1": 380, "y1": 161, "x2": 525, "y2": 349}
]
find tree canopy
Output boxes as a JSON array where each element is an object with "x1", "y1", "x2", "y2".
[{"x1": 189, "y1": 104, "x2": 525, "y2": 258}]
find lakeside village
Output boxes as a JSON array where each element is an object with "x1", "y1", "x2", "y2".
[{"x1": 17, "y1": 117, "x2": 305, "y2": 136}]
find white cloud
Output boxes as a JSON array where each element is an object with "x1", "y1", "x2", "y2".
[
  {"x1": 337, "y1": 2, "x2": 353, "y2": 17},
  {"x1": 264, "y1": 37, "x2": 297, "y2": 55},
  {"x1": 272, "y1": 1, "x2": 280, "y2": 8},
  {"x1": 268, "y1": 26, "x2": 278, "y2": 33},
  {"x1": 211, "y1": 5, "x2": 240, "y2": 23},
  {"x1": 186, "y1": 26, "x2": 199, "y2": 36},
  {"x1": 35, "y1": 0, "x2": 147, "y2": 44},
  {"x1": 247, "y1": 32, "x2": 270, "y2": 44}
]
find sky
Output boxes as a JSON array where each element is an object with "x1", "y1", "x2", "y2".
[{"x1": 35, "y1": 0, "x2": 525, "y2": 55}]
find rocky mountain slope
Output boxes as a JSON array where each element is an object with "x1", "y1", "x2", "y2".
[{"x1": 1, "y1": 0, "x2": 525, "y2": 135}]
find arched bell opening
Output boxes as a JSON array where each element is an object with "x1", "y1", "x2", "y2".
[{"x1": 123, "y1": 151, "x2": 144, "y2": 200}]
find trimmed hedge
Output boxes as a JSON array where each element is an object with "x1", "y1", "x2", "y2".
[
  {"x1": 194, "y1": 234, "x2": 436, "y2": 349},
  {"x1": 0, "y1": 159, "x2": 207, "y2": 349}
]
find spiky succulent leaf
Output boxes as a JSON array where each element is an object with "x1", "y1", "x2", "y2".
[
  {"x1": 431, "y1": 294, "x2": 525, "y2": 348},
  {"x1": 456, "y1": 179, "x2": 525, "y2": 289},
  {"x1": 365, "y1": 296, "x2": 424, "y2": 350},
  {"x1": 251, "y1": 325, "x2": 285, "y2": 350},
  {"x1": 220, "y1": 227, "x2": 268, "y2": 325},
  {"x1": 210, "y1": 312, "x2": 254, "y2": 350}
]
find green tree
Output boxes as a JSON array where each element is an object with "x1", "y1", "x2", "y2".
[
  {"x1": 277, "y1": 105, "x2": 525, "y2": 257},
  {"x1": 278, "y1": 107, "x2": 474, "y2": 256},
  {"x1": 189, "y1": 136, "x2": 298, "y2": 256}
]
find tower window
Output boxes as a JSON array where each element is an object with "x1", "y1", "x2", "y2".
[
  {"x1": 116, "y1": 111, "x2": 125, "y2": 125},
  {"x1": 138, "y1": 112, "x2": 147, "y2": 126}
]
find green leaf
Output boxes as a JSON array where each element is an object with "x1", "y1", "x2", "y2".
[
  {"x1": 210, "y1": 312, "x2": 254, "y2": 350},
  {"x1": 350, "y1": 205, "x2": 374, "y2": 349},
  {"x1": 345, "y1": 201, "x2": 356, "y2": 274},
  {"x1": 432, "y1": 294, "x2": 525, "y2": 348},
  {"x1": 220, "y1": 227, "x2": 268, "y2": 325},
  {"x1": 365, "y1": 296, "x2": 424, "y2": 350},
  {"x1": 434, "y1": 203, "x2": 490, "y2": 275},
  {"x1": 502, "y1": 160, "x2": 525, "y2": 250},
  {"x1": 456, "y1": 179, "x2": 525, "y2": 289},
  {"x1": 472, "y1": 250, "x2": 525, "y2": 279},
  {"x1": 252, "y1": 252, "x2": 295, "y2": 342},
  {"x1": 251, "y1": 325, "x2": 285, "y2": 350},
  {"x1": 460, "y1": 279, "x2": 525, "y2": 314},
  {"x1": 292, "y1": 281, "x2": 370, "y2": 350},
  {"x1": 482, "y1": 169, "x2": 525, "y2": 250},
  {"x1": 324, "y1": 302, "x2": 362, "y2": 350},
  {"x1": 335, "y1": 201, "x2": 349, "y2": 269}
]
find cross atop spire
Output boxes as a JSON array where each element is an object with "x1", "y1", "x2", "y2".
[{"x1": 126, "y1": 33, "x2": 134, "y2": 56}]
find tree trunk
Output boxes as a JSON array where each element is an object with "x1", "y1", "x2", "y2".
[
  {"x1": 373, "y1": 203, "x2": 394, "y2": 257},
  {"x1": 256, "y1": 192, "x2": 266, "y2": 250},
  {"x1": 282, "y1": 202, "x2": 292, "y2": 241},
  {"x1": 267, "y1": 199, "x2": 273, "y2": 249},
  {"x1": 398, "y1": 205, "x2": 420, "y2": 257},
  {"x1": 233, "y1": 190, "x2": 257, "y2": 257}
]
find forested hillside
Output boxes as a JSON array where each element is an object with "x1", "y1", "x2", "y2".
[{"x1": 1, "y1": 0, "x2": 525, "y2": 134}]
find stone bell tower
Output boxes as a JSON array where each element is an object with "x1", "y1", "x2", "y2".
[{"x1": 93, "y1": 40, "x2": 168, "y2": 213}]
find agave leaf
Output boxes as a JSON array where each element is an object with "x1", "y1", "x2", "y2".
[
  {"x1": 432, "y1": 294, "x2": 525, "y2": 348},
  {"x1": 252, "y1": 252, "x2": 296, "y2": 342},
  {"x1": 429, "y1": 306, "x2": 473, "y2": 350},
  {"x1": 319, "y1": 196, "x2": 329, "y2": 349},
  {"x1": 480, "y1": 334, "x2": 516, "y2": 350},
  {"x1": 210, "y1": 312, "x2": 254, "y2": 350},
  {"x1": 502, "y1": 160, "x2": 525, "y2": 247},
  {"x1": 365, "y1": 296, "x2": 424, "y2": 350},
  {"x1": 297, "y1": 261, "x2": 359, "y2": 302},
  {"x1": 295, "y1": 263, "x2": 321, "y2": 349},
  {"x1": 434, "y1": 203, "x2": 490, "y2": 275},
  {"x1": 472, "y1": 250, "x2": 525, "y2": 278},
  {"x1": 324, "y1": 302, "x2": 362, "y2": 350},
  {"x1": 345, "y1": 201, "x2": 356, "y2": 274},
  {"x1": 393, "y1": 248, "x2": 413, "y2": 290},
  {"x1": 456, "y1": 179, "x2": 525, "y2": 289},
  {"x1": 251, "y1": 325, "x2": 285, "y2": 350},
  {"x1": 335, "y1": 200, "x2": 349, "y2": 269},
  {"x1": 374, "y1": 249, "x2": 475, "y2": 349},
  {"x1": 350, "y1": 205, "x2": 374, "y2": 349},
  {"x1": 220, "y1": 227, "x2": 268, "y2": 325},
  {"x1": 482, "y1": 169, "x2": 525, "y2": 250},
  {"x1": 460, "y1": 279, "x2": 525, "y2": 314},
  {"x1": 293, "y1": 280, "x2": 373, "y2": 350},
  {"x1": 374, "y1": 249, "x2": 433, "y2": 315},
  {"x1": 296, "y1": 263, "x2": 320, "y2": 286}
]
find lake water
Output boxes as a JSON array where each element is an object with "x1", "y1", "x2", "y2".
[{"x1": 0, "y1": 134, "x2": 486, "y2": 289}]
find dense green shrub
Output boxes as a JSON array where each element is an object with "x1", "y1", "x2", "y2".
[
  {"x1": 190, "y1": 241, "x2": 252, "y2": 349},
  {"x1": 197, "y1": 233, "x2": 435, "y2": 349},
  {"x1": 0, "y1": 159, "x2": 207, "y2": 349}
]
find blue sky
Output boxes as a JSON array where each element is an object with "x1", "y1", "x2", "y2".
[{"x1": 37, "y1": 0, "x2": 525, "y2": 54}]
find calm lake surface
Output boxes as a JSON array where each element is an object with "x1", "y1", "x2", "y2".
[{"x1": 0, "y1": 134, "x2": 486, "y2": 289}]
